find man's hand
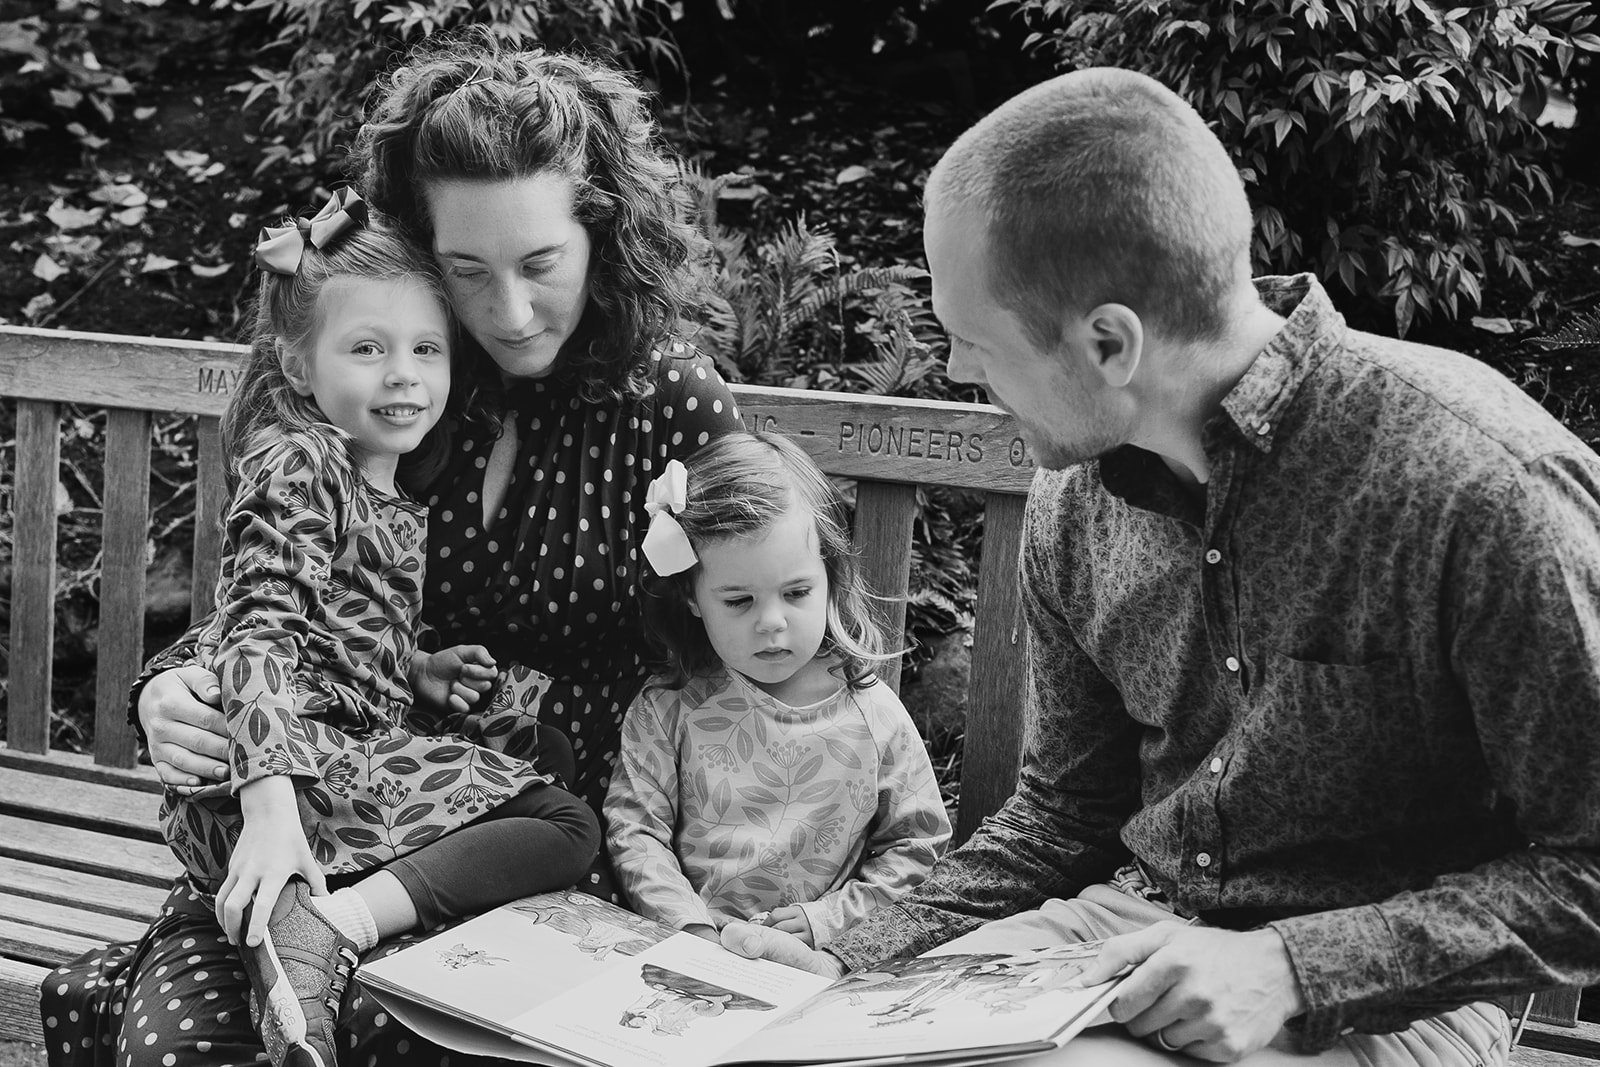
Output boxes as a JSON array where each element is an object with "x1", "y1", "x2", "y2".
[
  {"x1": 763, "y1": 905, "x2": 815, "y2": 947},
  {"x1": 216, "y1": 776, "x2": 327, "y2": 946},
  {"x1": 411, "y1": 645, "x2": 497, "y2": 712},
  {"x1": 720, "y1": 922, "x2": 846, "y2": 979},
  {"x1": 139, "y1": 665, "x2": 229, "y2": 791},
  {"x1": 1073, "y1": 924, "x2": 1305, "y2": 1063}
]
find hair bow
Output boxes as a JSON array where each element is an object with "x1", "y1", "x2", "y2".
[
  {"x1": 641, "y1": 460, "x2": 698, "y2": 577},
  {"x1": 253, "y1": 188, "x2": 369, "y2": 276}
]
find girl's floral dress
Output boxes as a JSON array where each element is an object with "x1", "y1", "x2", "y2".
[{"x1": 162, "y1": 429, "x2": 552, "y2": 890}]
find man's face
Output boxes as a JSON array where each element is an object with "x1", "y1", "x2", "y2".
[{"x1": 925, "y1": 202, "x2": 1129, "y2": 470}]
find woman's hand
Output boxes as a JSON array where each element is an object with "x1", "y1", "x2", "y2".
[
  {"x1": 139, "y1": 665, "x2": 230, "y2": 790},
  {"x1": 762, "y1": 905, "x2": 815, "y2": 947},
  {"x1": 411, "y1": 645, "x2": 498, "y2": 712},
  {"x1": 216, "y1": 776, "x2": 327, "y2": 946}
]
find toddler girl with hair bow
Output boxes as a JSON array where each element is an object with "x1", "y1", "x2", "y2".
[
  {"x1": 160, "y1": 190, "x2": 599, "y2": 1067},
  {"x1": 604, "y1": 431, "x2": 951, "y2": 949}
]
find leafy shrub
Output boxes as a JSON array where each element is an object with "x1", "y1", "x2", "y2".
[
  {"x1": 995, "y1": 0, "x2": 1600, "y2": 334},
  {"x1": 239, "y1": 0, "x2": 682, "y2": 172},
  {"x1": 1, "y1": 1, "x2": 139, "y2": 149},
  {"x1": 685, "y1": 168, "x2": 933, "y2": 385}
]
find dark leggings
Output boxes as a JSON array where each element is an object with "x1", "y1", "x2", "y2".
[
  {"x1": 367, "y1": 724, "x2": 597, "y2": 927},
  {"x1": 385, "y1": 778, "x2": 599, "y2": 928}
]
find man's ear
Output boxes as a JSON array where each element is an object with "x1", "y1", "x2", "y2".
[
  {"x1": 278, "y1": 339, "x2": 315, "y2": 397},
  {"x1": 1084, "y1": 304, "x2": 1143, "y2": 389},
  {"x1": 687, "y1": 597, "x2": 702, "y2": 619}
]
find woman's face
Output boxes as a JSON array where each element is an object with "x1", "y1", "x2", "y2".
[{"x1": 424, "y1": 172, "x2": 593, "y2": 380}]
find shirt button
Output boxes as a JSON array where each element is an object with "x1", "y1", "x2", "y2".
[
  {"x1": 1205, "y1": 549, "x2": 1222, "y2": 565},
  {"x1": 1209, "y1": 757, "x2": 1223, "y2": 774},
  {"x1": 1225, "y1": 656, "x2": 1241, "y2": 672},
  {"x1": 1196, "y1": 852, "x2": 1213, "y2": 868}
]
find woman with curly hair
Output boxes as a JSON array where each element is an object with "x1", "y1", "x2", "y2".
[{"x1": 41, "y1": 30, "x2": 740, "y2": 1067}]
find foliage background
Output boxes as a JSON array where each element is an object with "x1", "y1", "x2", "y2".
[{"x1": 2, "y1": 0, "x2": 1600, "y2": 807}]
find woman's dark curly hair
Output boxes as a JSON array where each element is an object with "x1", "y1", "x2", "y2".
[{"x1": 350, "y1": 27, "x2": 700, "y2": 404}]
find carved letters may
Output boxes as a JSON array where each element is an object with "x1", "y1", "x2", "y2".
[{"x1": 197, "y1": 366, "x2": 243, "y2": 394}]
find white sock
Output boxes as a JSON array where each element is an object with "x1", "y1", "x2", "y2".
[{"x1": 305, "y1": 887, "x2": 379, "y2": 953}]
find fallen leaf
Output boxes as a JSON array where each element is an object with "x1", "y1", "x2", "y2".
[
  {"x1": 717, "y1": 183, "x2": 767, "y2": 201},
  {"x1": 56, "y1": 479, "x2": 72, "y2": 515},
  {"x1": 50, "y1": 88, "x2": 83, "y2": 110},
  {"x1": 164, "y1": 149, "x2": 210, "y2": 170},
  {"x1": 46, "y1": 198, "x2": 105, "y2": 231},
  {"x1": 134, "y1": 106, "x2": 157, "y2": 121},
  {"x1": 46, "y1": 234, "x2": 103, "y2": 261},
  {"x1": 1559, "y1": 232, "x2": 1600, "y2": 248},
  {"x1": 91, "y1": 182, "x2": 149, "y2": 207},
  {"x1": 1470, "y1": 316, "x2": 1532, "y2": 333},
  {"x1": 23, "y1": 293, "x2": 56, "y2": 320},
  {"x1": 140, "y1": 253, "x2": 180, "y2": 273},
  {"x1": 191, "y1": 263, "x2": 230, "y2": 278},
  {"x1": 227, "y1": 212, "x2": 250, "y2": 229},
  {"x1": 113, "y1": 206, "x2": 147, "y2": 226},
  {"x1": 194, "y1": 161, "x2": 226, "y2": 182},
  {"x1": 32, "y1": 254, "x2": 67, "y2": 282},
  {"x1": 836, "y1": 164, "x2": 872, "y2": 185}
]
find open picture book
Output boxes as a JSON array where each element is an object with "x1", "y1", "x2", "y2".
[{"x1": 357, "y1": 889, "x2": 1124, "y2": 1067}]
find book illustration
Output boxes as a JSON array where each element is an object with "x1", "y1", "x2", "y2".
[
  {"x1": 764, "y1": 943, "x2": 1100, "y2": 1030},
  {"x1": 360, "y1": 890, "x2": 1123, "y2": 1067},
  {"x1": 507, "y1": 889, "x2": 672, "y2": 961},
  {"x1": 435, "y1": 943, "x2": 511, "y2": 970},
  {"x1": 619, "y1": 963, "x2": 779, "y2": 1037}
]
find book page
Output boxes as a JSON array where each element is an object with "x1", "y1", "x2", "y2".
[
  {"x1": 358, "y1": 889, "x2": 676, "y2": 1039},
  {"x1": 722, "y1": 943, "x2": 1118, "y2": 1066},
  {"x1": 506, "y1": 931, "x2": 835, "y2": 1067}
]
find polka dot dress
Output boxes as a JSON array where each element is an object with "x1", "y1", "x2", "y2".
[
  {"x1": 39, "y1": 348, "x2": 740, "y2": 1067},
  {"x1": 421, "y1": 347, "x2": 739, "y2": 816}
]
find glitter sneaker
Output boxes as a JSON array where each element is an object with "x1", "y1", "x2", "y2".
[{"x1": 240, "y1": 879, "x2": 358, "y2": 1067}]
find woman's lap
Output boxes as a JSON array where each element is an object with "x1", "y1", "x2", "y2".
[{"x1": 43, "y1": 857, "x2": 627, "y2": 1067}]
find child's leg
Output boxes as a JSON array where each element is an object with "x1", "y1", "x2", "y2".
[{"x1": 378, "y1": 780, "x2": 600, "y2": 929}]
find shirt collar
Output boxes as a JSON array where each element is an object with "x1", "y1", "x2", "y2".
[
  {"x1": 1215, "y1": 273, "x2": 1346, "y2": 454},
  {"x1": 1097, "y1": 273, "x2": 1345, "y2": 504}
]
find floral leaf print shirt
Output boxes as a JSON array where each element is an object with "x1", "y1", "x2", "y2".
[
  {"x1": 605, "y1": 666, "x2": 951, "y2": 947},
  {"x1": 828, "y1": 276, "x2": 1600, "y2": 1050}
]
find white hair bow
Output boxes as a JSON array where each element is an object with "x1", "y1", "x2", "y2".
[{"x1": 641, "y1": 460, "x2": 698, "y2": 577}]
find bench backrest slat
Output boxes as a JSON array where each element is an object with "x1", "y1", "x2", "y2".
[
  {"x1": 191, "y1": 417, "x2": 227, "y2": 626},
  {"x1": 1, "y1": 326, "x2": 1036, "y2": 840},
  {"x1": 8, "y1": 399, "x2": 60, "y2": 755},
  {"x1": 95, "y1": 408, "x2": 154, "y2": 767},
  {"x1": 851, "y1": 481, "x2": 919, "y2": 694},
  {"x1": 961, "y1": 491, "x2": 1030, "y2": 842}
]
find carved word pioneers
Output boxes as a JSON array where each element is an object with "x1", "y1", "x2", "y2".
[{"x1": 840, "y1": 420, "x2": 987, "y2": 463}]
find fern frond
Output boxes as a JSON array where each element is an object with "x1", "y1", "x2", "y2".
[{"x1": 1530, "y1": 305, "x2": 1600, "y2": 353}]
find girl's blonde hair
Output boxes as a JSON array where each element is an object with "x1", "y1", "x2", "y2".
[
  {"x1": 641, "y1": 432, "x2": 892, "y2": 692},
  {"x1": 224, "y1": 218, "x2": 453, "y2": 495}
]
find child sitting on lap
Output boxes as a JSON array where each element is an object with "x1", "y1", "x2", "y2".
[
  {"x1": 604, "y1": 431, "x2": 951, "y2": 949},
  {"x1": 162, "y1": 191, "x2": 599, "y2": 1067}
]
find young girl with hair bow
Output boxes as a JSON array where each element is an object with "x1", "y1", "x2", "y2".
[
  {"x1": 604, "y1": 431, "x2": 951, "y2": 951},
  {"x1": 159, "y1": 191, "x2": 599, "y2": 1067}
]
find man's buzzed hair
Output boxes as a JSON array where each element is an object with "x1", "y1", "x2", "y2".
[{"x1": 926, "y1": 68, "x2": 1253, "y2": 350}]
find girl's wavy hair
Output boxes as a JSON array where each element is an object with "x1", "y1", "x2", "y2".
[
  {"x1": 351, "y1": 28, "x2": 701, "y2": 409},
  {"x1": 225, "y1": 218, "x2": 454, "y2": 495},
  {"x1": 641, "y1": 432, "x2": 894, "y2": 692}
]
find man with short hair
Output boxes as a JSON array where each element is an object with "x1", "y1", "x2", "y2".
[{"x1": 724, "y1": 67, "x2": 1600, "y2": 1066}]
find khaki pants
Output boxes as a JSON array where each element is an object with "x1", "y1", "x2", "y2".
[{"x1": 929, "y1": 886, "x2": 1511, "y2": 1067}]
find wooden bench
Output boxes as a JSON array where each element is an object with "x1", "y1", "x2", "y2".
[{"x1": 1, "y1": 324, "x2": 1594, "y2": 1064}]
